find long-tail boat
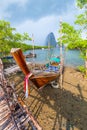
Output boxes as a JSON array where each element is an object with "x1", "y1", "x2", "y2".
[
  {"x1": 10, "y1": 48, "x2": 63, "y2": 89},
  {"x1": 24, "y1": 52, "x2": 37, "y2": 58}
]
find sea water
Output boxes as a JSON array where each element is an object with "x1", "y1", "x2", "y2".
[{"x1": 24, "y1": 48, "x2": 84, "y2": 67}]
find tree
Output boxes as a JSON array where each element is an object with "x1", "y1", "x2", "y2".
[
  {"x1": 75, "y1": 0, "x2": 87, "y2": 30},
  {"x1": 0, "y1": 20, "x2": 15, "y2": 54},
  {"x1": 0, "y1": 20, "x2": 31, "y2": 57},
  {"x1": 59, "y1": 22, "x2": 87, "y2": 74},
  {"x1": 57, "y1": 0, "x2": 87, "y2": 75},
  {"x1": 58, "y1": 22, "x2": 82, "y2": 49},
  {"x1": 76, "y1": 0, "x2": 87, "y2": 8},
  {"x1": 75, "y1": 0, "x2": 87, "y2": 74}
]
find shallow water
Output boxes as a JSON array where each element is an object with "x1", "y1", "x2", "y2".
[{"x1": 24, "y1": 48, "x2": 84, "y2": 67}]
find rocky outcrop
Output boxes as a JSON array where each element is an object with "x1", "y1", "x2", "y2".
[{"x1": 45, "y1": 32, "x2": 57, "y2": 47}]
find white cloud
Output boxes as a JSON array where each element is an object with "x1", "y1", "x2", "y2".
[
  {"x1": 15, "y1": 15, "x2": 59, "y2": 45},
  {"x1": 0, "y1": 0, "x2": 28, "y2": 19},
  {"x1": 15, "y1": 7, "x2": 77, "y2": 46}
]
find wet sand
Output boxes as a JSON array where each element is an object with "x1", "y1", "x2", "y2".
[{"x1": 7, "y1": 66, "x2": 87, "y2": 130}]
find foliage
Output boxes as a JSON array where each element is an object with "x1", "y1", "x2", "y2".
[
  {"x1": 75, "y1": 12, "x2": 87, "y2": 30},
  {"x1": 76, "y1": 0, "x2": 87, "y2": 72},
  {"x1": 77, "y1": 65, "x2": 86, "y2": 74},
  {"x1": 76, "y1": 0, "x2": 87, "y2": 8},
  {"x1": 58, "y1": 22, "x2": 82, "y2": 50},
  {"x1": 0, "y1": 20, "x2": 32, "y2": 57},
  {"x1": 57, "y1": 0, "x2": 87, "y2": 74},
  {"x1": 0, "y1": 20, "x2": 48, "y2": 58},
  {"x1": 75, "y1": 0, "x2": 87, "y2": 31}
]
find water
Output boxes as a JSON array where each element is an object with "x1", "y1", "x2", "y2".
[{"x1": 24, "y1": 48, "x2": 84, "y2": 67}]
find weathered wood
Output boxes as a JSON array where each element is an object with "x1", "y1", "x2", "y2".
[
  {"x1": 30, "y1": 72, "x2": 59, "y2": 88},
  {"x1": 0, "y1": 84, "x2": 18, "y2": 130},
  {"x1": 4, "y1": 65, "x2": 20, "y2": 75},
  {"x1": 0, "y1": 58, "x2": 42, "y2": 130},
  {"x1": 11, "y1": 48, "x2": 30, "y2": 75}
]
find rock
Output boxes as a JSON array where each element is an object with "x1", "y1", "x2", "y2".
[{"x1": 45, "y1": 32, "x2": 57, "y2": 47}]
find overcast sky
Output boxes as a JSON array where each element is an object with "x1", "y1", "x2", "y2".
[{"x1": 0, "y1": 0, "x2": 82, "y2": 45}]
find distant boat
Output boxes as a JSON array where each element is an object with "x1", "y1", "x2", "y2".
[
  {"x1": 2, "y1": 55, "x2": 13, "y2": 59},
  {"x1": 24, "y1": 52, "x2": 37, "y2": 58},
  {"x1": 42, "y1": 48, "x2": 44, "y2": 50}
]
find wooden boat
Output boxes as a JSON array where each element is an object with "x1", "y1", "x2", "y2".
[
  {"x1": 11, "y1": 48, "x2": 62, "y2": 89},
  {"x1": 30, "y1": 71, "x2": 59, "y2": 88},
  {"x1": 24, "y1": 52, "x2": 36, "y2": 58}
]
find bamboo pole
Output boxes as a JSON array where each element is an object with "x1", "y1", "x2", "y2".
[
  {"x1": 32, "y1": 33, "x2": 35, "y2": 62},
  {"x1": 85, "y1": 49, "x2": 87, "y2": 75},
  {"x1": 59, "y1": 17, "x2": 63, "y2": 88}
]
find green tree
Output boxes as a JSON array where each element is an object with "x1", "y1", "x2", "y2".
[
  {"x1": 0, "y1": 20, "x2": 15, "y2": 54},
  {"x1": 76, "y1": 0, "x2": 87, "y2": 8},
  {"x1": 58, "y1": 0, "x2": 87, "y2": 75},
  {"x1": 58, "y1": 22, "x2": 82, "y2": 49},
  {"x1": 0, "y1": 20, "x2": 31, "y2": 57},
  {"x1": 59, "y1": 21, "x2": 87, "y2": 74},
  {"x1": 75, "y1": 0, "x2": 87, "y2": 74}
]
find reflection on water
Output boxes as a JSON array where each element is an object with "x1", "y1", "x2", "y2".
[{"x1": 24, "y1": 48, "x2": 84, "y2": 67}]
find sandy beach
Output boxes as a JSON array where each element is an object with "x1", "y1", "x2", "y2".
[{"x1": 7, "y1": 66, "x2": 87, "y2": 130}]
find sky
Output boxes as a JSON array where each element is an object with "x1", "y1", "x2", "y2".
[{"x1": 0, "y1": 0, "x2": 82, "y2": 46}]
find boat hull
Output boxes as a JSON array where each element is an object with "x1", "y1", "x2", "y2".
[
  {"x1": 30, "y1": 72, "x2": 60, "y2": 88},
  {"x1": 25, "y1": 53, "x2": 36, "y2": 58}
]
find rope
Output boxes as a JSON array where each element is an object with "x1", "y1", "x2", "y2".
[{"x1": 24, "y1": 73, "x2": 33, "y2": 98}]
